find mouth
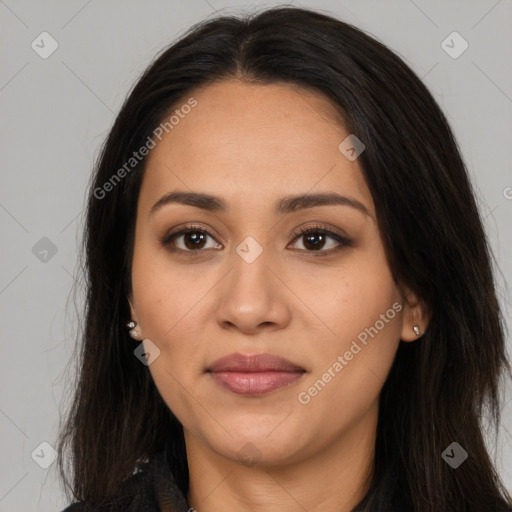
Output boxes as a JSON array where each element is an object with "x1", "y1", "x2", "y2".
[{"x1": 206, "y1": 353, "x2": 306, "y2": 396}]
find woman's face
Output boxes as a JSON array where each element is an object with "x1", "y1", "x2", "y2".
[{"x1": 129, "y1": 79, "x2": 420, "y2": 467}]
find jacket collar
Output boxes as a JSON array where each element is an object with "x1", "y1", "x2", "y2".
[{"x1": 148, "y1": 452, "x2": 191, "y2": 512}]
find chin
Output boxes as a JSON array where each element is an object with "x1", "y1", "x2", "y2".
[{"x1": 200, "y1": 421, "x2": 314, "y2": 467}]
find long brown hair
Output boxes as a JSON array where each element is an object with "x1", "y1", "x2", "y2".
[{"x1": 57, "y1": 6, "x2": 512, "y2": 510}]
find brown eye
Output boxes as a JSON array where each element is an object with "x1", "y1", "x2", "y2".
[
  {"x1": 290, "y1": 225, "x2": 352, "y2": 254},
  {"x1": 300, "y1": 231, "x2": 329, "y2": 251},
  {"x1": 181, "y1": 231, "x2": 208, "y2": 250},
  {"x1": 160, "y1": 226, "x2": 222, "y2": 254}
]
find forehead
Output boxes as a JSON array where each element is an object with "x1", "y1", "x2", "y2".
[{"x1": 139, "y1": 79, "x2": 374, "y2": 216}]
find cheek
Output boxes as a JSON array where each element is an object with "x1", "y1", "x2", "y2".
[
  {"x1": 131, "y1": 260, "x2": 212, "y2": 418},
  {"x1": 133, "y1": 270, "x2": 209, "y2": 354},
  {"x1": 291, "y1": 250, "x2": 402, "y2": 403},
  {"x1": 130, "y1": 243, "x2": 228, "y2": 394},
  {"x1": 291, "y1": 248, "x2": 401, "y2": 348}
]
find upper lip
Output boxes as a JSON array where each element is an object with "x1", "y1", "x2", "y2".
[{"x1": 207, "y1": 353, "x2": 305, "y2": 373}]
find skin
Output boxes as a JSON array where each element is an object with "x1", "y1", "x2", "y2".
[{"x1": 128, "y1": 79, "x2": 429, "y2": 512}]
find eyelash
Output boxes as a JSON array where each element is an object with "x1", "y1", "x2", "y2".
[{"x1": 159, "y1": 222, "x2": 352, "y2": 257}]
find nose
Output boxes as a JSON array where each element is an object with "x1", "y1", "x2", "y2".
[{"x1": 215, "y1": 248, "x2": 292, "y2": 335}]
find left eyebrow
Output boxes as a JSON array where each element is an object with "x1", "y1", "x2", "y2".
[
  {"x1": 149, "y1": 190, "x2": 372, "y2": 218},
  {"x1": 275, "y1": 192, "x2": 372, "y2": 218}
]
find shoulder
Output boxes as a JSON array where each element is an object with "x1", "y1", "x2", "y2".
[{"x1": 59, "y1": 463, "x2": 160, "y2": 512}]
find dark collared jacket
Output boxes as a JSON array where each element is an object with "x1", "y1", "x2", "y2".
[{"x1": 61, "y1": 452, "x2": 191, "y2": 512}]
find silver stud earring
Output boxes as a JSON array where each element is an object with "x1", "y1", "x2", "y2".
[
  {"x1": 413, "y1": 325, "x2": 421, "y2": 336},
  {"x1": 126, "y1": 320, "x2": 141, "y2": 340}
]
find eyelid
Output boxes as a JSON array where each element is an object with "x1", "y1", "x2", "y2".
[
  {"x1": 287, "y1": 223, "x2": 352, "y2": 254},
  {"x1": 290, "y1": 222, "x2": 350, "y2": 243},
  {"x1": 160, "y1": 222, "x2": 220, "y2": 242}
]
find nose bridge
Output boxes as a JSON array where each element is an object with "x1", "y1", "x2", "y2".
[
  {"x1": 215, "y1": 235, "x2": 291, "y2": 332},
  {"x1": 233, "y1": 236, "x2": 270, "y2": 291}
]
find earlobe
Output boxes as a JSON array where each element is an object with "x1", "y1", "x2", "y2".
[
  {"x1": 126, "y1": 320, "x2": 142, "y2": 340},
  {"x1": 126, "y1": 294, "x2": 143, "y2": 340},
  {"x1": 398, "y1": 285, "x2": 430, "y2": 342}
]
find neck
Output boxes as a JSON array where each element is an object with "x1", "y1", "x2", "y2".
[{"x1": 185, "y1": 406, "x2": 376, "y2": 512}]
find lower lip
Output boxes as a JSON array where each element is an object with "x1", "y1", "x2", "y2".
[{"x1": 209, "y1": 371, "x2": 304, "y2": 395}]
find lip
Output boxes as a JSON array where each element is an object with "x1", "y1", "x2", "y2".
[{"x1": 207, "y1": 353, "x2": 306, "y2": 396}]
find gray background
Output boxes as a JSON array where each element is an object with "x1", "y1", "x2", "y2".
[{"x1": 1, "y1": 0, "x2": 511, "y2": 510}]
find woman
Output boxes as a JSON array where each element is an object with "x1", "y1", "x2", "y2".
[{"x1": 58, "y1": 6, "x2": 512, "y2": 511}]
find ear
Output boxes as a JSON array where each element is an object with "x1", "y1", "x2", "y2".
[
  {"x1": 127, "y1": 292, "x2": 137, "y2": 321},
  {"x1": 398, "y1": 284, "x2": 431, "y2": 342},
  {"x1": 126, "y1": 293, "x2": 144, "y2": 341}
]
